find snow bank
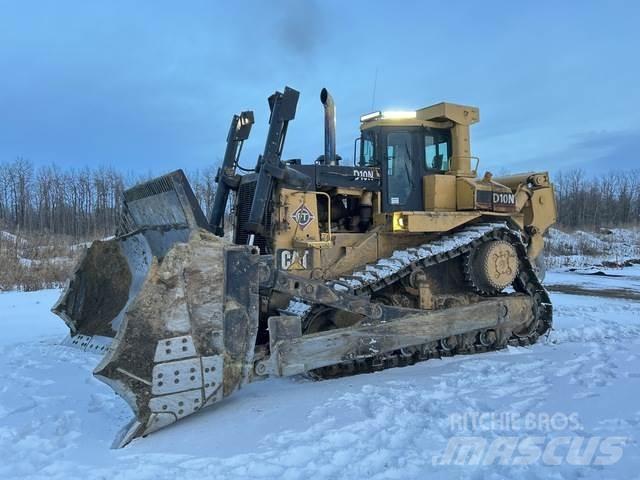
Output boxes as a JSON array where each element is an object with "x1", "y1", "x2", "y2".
[{"x1": 545, "y1": 227, "x2": 640, "y2": 269}]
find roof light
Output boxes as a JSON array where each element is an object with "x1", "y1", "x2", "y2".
[
  {"x1": 360, "y1": 111, "x2": 382, "y2": 122},
  {"x1": 360, "y1": 110, "x2": 418, "y2": 122},
  {"x1": 382, "y1": 110, "x2": 416, "y2": 120}
]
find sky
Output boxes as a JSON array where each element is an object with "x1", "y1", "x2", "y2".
[{"x1": 1, "y1": 0, "x2": 639, "y2": 176}]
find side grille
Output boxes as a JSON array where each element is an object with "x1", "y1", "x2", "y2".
[{"x1": 234, "y1": 180, "x2": 271, "y2": 253}]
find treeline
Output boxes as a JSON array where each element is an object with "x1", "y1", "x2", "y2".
[
  {"x1": 0, "y1": 158, "x2": 217, "y2": 240},
  {"x1": 1, "y1": 158, "x2": 639, "y2": 239},
  {"x1": 555, "y1": 170, "x2": 640, "y2": 229}
]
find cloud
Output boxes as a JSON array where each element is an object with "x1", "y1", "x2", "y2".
[
  {"x1": 491, "y1": 129, "x2": 640, "y2": 175},
  {"x1": 573, "y1": 130, "x2": 640, "y2": 170}
]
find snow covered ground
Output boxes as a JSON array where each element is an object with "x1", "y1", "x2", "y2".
[
  {"x1": 545, "y1": 227, "x2": 640, "y2": 269},
  {"x1": 1, "y1": 269, "x2": 640, "y2": 479}
]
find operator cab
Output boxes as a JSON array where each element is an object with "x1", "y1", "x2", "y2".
[
  {"x1": 358, "y1": 104, "x2": 479, "y2": 213},
  {"x1": 359, "y1": 124, "x2": 452, "y2": 212}
]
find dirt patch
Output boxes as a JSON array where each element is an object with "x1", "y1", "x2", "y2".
[
  {"x1": 55, "y1": 240, "x2": 132, "y2": 336},
  {"x1": 546, "y1": 284, "x2": 640, "y2": 301},
  {"x1": 600, "y1": 258, "x2": 640, "y2": 269}
]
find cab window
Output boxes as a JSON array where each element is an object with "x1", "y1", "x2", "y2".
[
  {"x1": 425, "y1": 135, "x2": 449, "y2": 171},
  {"x1": 359, "y1": 133, "x2": 375, "y2": 166}
]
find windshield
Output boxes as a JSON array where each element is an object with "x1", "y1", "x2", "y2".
[{"x1": 386, "y1": 131, "x2": 413, "y2": 206}]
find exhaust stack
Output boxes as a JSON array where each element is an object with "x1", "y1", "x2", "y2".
[{"x1": 320, "y1": 88, "x2": 337, "y2": 166}]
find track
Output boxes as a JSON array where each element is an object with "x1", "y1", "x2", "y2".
[{"x1": 283, "y1": 222, "x2": 552, "y2": 379}]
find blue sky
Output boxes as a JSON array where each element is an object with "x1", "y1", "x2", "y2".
[{"x1": 1, "y1": 0, "x2": 638, "y2": 175}]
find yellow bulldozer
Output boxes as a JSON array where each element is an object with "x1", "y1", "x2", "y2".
[{"x1": 53, "y1": 86, "x2": 557, "y2": 447}]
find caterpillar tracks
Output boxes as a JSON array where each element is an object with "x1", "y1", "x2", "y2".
[{"x1": 279, "y1": 222, "x2": 551, "y2": 380}]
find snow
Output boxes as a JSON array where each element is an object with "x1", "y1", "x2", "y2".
[
  {"x1": 1, "y1": 269, "x2": 640, "y2": 478},
  {"x1": 337, "y1": 223, "x2": 501, "y2": 289},
  {"x1": 0, "y1": 290, "x2": 67, "y2": 344},
  {"x1": 545, "y1": 227, "x2": 640, "y2": 269},
  {"x1": 1, "y1": 230, "x2": 23, "y2": 243},
  {"x1": 282, "y1": 299, "x2": 312, "y2": 317}
]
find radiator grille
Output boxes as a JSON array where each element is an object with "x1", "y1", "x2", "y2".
[{"x1": 124, "y1": 174, "x2": 174, "y2": 202}]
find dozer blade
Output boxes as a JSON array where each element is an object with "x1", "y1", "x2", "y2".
[{"x1": 53, "y1": 171, "x2": 260, "y2": 447}]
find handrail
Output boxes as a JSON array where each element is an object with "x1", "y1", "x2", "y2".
[{"x1": 448, "y1": 155, "x2": 480, "y2": 174}]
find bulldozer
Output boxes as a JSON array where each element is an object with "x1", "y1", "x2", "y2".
[{"x1": 53, "y1": 86, "x2": 557, "y2": 447}]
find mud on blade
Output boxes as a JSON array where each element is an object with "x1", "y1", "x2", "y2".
[{"x1": 53, "y1": 171, "x2": 260, "y2": 447}]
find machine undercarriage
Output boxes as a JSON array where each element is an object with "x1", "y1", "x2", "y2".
[{"x1": 282, "y1": 222, "x2": 551, "y2": 379}]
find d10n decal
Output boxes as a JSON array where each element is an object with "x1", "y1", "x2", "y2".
[
  {"x1": 278, "y1": 249, "x2": 312, "y2": 271},
  {"x1": 291, "y1": 204, "x2": 315, "y2": 230},
  {"x1": 352, "y1": 168, "x2": 379, "y2": 181},
  {"x1": 493, "y1": 192, "x2": 516, "y2": 205}
]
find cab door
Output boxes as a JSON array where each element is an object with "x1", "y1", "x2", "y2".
[{"x1": 382, "y1": 129, "x2": 424, "y2": 212}]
